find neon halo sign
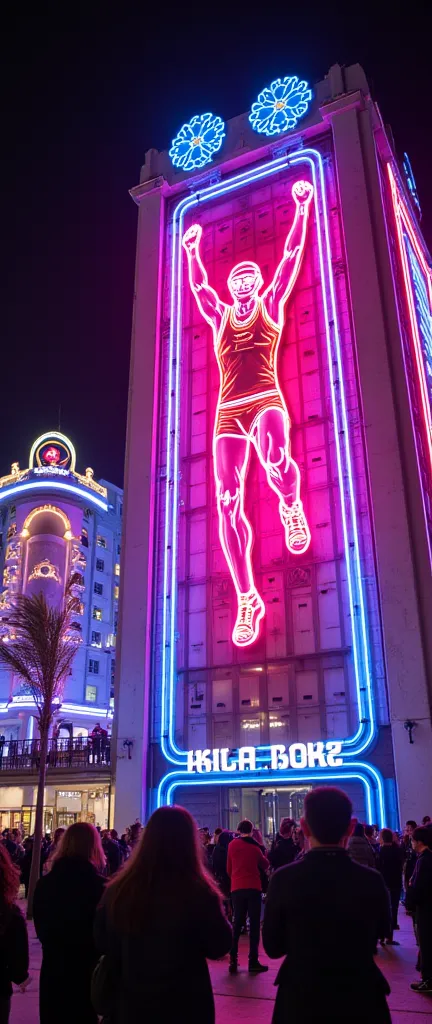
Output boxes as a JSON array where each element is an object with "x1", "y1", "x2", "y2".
[{"x1": 187, "y1": 741, "x2": 343, "y2": 774}]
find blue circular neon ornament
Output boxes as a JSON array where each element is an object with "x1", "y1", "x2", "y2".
[
  {"x1": 169, "y1": 113, "x2": 226, "y2": 171},
  {"x1": 249, "y1": 76, "x2": 312, "y2": 137}
]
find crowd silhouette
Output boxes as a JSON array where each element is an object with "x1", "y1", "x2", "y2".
[{"x1": 1, "y1": 790, "x2": 432, "y2": 1022}]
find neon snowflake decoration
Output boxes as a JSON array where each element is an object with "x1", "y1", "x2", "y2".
[
  {"x1": 249, "y1": 76, "x2": 312, "y2": 137},
  {"x1": 169, "y1": 113, "x2": 225, "y2": 171}
]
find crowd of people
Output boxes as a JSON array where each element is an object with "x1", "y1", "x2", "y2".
[{"x1": 0, "y1": 796, "x2": 431, "y2": 1022}]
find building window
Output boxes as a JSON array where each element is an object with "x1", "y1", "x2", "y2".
[
  {"x1": 117, "y1": 543, "x2": 121, "y2": 556},
  {"x1": 85, "y1": 684, "x2": 97, "y2": 703},
  {"x1": 96, "y1": 558, "x2": 105, "y2": 572},
  {"x1": 91, "y1": 630, "x2": 102, "y2": 647},
  {"x1": 114, "y1": 585, "x2": 119, "y2": 601},
  {"x1": 107, "y1": 633, "x2": 116, "y2": 648},
  {"x1": 81, "y1": 528, "x2": 89, "y2": 548},
  {"x1": 7, "y1": 524, "x2": 17, "y2": 540},
  {"x1": 94, "y1": 582, "x2": 103, "y2": 596},
  {"x1": 88, "y1": 659, "x2": 99, "y2": 675},
  {"x1": 114, "y1": 563, "x2": 120, "y2": 576},
  {"x1": 97, "y1": 536, "x2": 107, "y2": 549},
  {"x1": 92, "y1": 607, "x2": 102, "y2": 621}
]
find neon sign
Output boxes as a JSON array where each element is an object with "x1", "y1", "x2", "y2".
[
  {"x1": 249, "y1": 76, "x2": 312, "y2": 136},
  {"x1": 169, "y1": 113, "x2": 225, "y2": 172},
  {"x1": 183, "y1": 179, "x2": 314, "y2": 647},
  {"x1": 155, "y1": 147, "x2": 385, "y2": 824},
  {"x1": 187, "y1": 741, "x2": 343, "y2": 773}
]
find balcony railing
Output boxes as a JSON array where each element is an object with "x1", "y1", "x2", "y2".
[{"x1": 0, "y1": 737, "x2": 111, "y2": 772}]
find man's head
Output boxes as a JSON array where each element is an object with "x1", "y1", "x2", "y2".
[
  {"x1": 412, "y1": 826, "x2": 432, "y2": 854},
  {"x1": 301, "y1": 787, "x2": 353, "y2": 847},
  {"x1": 405, "y1": 820, "x2": 417, "y2": 836},
  {"x1": 380, "y1": 828, "x2": 394, "y2": 846},
  {"x1": 422, "y1": 816, "x2": 431, "y2": 825},
  {"x1": 237, "y1": 819, "x2": 253, "y2": 835},
  {"x1": 228, "y1": 261, "x2": 263, "y2": 303},
  {"x1": 279, "y1": 818, "x2": 296, "y2": 838}
]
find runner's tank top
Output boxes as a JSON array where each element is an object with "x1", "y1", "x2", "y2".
[{"x1": 216, "y1": 299, "x2": 281, "y2": 404}]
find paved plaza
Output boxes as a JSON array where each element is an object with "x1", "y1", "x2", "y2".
[{"x1": 10, "y1": 907, "x2": 432, "y2": 1023}]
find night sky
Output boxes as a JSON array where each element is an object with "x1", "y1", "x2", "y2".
[{"x1": 1, "y1": 5, "x2": 431, "y2": 488}]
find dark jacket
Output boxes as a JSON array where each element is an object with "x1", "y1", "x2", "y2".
[
  {"x1": 269, "y1": 834, "x2": 296, "y2": 870},
  {"x1": 0, "y1": 903, "x2": 29, "y2": 997},
  {"x1": 377, "y1": 844, "x2": 403, "y2": 893},
  {"x1": 212, "y1": 831, "x2": 234, "y2": 898},
  {"x1": 94, "y1": 880, "x2": 232, "y2": 1024},
  {"x1": 347, "y1": 834, "x2": 376, "y2": 869},
  {"x1": 410, "y1": 848, "x2": 432, "y2": 913},
  {"x1": 34, "y1": 857, "x2": 106, "y2": 1024},
  {"x1": 102, "y1": 837, "x2": 123, "y2": 877},
  {"x1": 263, "y1": 848, "x2": 391, "y2": 1023}
]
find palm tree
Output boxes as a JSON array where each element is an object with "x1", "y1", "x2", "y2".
[{"x1": 0, "y1": 588, "x2": 80, "y2": 917}]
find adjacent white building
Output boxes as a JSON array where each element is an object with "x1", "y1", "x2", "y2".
[{"x1": 0, "y1": 431, "x2": 122, "y2": 832}]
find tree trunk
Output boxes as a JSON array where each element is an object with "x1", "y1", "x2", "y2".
[{"x1": 26, "y1": 721, "x2": 49, "y2": 920}]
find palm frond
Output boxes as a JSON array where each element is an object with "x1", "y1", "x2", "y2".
[{"x1": 0, "y1": 587, "x2": 81, "y2": 722}]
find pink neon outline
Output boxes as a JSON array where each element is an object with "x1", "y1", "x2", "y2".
[
  {"x1": 182, "y1": 180, "x2": 313, "y2": 646},
  {"x1": 387, "y1": 164, "x2": 432, "y2": 479}
]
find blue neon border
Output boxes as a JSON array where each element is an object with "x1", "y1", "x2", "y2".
[
  {"x1": 0, "y1": 480, "x2": 108, "y2": 513},
  {"x1": 156, "y1": 146, "x2": 384, "y2": 817}
]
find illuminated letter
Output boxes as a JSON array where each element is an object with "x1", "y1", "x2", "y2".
[
  {"x1": 212, "y1": 748, "x2": 220, "y2": 771},
  {"x1": 182, "y1": 180, "x2": 314, "y2": 649},
  {"x1": 307, "y1": 742, "x2": 327, "y2": 768},
  {"x1": 325, "y1": 741, "x2": 343, "y2": 767},
  {"x1": 288, "y1": 742, "x2": 307, "y2": 768},
  {"x1": 186, "y1": 749, "x2": 212, "y2": 773},
  {"x1": 238, "y1": 746, "x2": 256, "y2": 771},
  {"x1": 220, "y1": 748, "x2": 237, "y2": 772},
  {"x1": 271, "y1": 744, "x2": 289, "y2": 770}
]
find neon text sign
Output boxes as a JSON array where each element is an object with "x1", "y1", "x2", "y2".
[
  {"x1": 187, "y1": 741, "x2": 343, "y2": 774},
  {"x1": 183, "y1": 180, "x2": 314, "y2": 648}
]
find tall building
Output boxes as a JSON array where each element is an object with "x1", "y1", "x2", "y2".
[
  {"x1": 0, "y1": 431, "x2": 122, "y2": 832},
  {"x1": 113, "y1": 63, "x2": 432, "y2": 833}
]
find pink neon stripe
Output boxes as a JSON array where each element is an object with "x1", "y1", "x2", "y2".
[{"x1": 387, "y1": 165, "x2": 432, "y2": 477}]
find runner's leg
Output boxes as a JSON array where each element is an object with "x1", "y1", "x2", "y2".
[
  {"x1": 255, "y1": 406, "x2": 310, "y2": 554},
  {"x1": 214, "y1": 435, "x2": 265, "y2": 645},
  {"x1": 214, "y1": 434, "x2": 254, "y2": 594}
]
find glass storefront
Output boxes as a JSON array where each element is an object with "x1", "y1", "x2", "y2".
[{"x1": 227, "y1": 786, "x2": 310, "y2": 840}]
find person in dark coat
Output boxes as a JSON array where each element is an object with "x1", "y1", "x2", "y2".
[
  {"x1": 269, "y1": 818, "x2": 297, "y2": 870},
  {"x1": 101, "y1": 831, "x2": 123, "y2": 876},
  {"x1": 33, "y1": 822, "x2": 106, "y2": 1024},
  {"x1": 94, "y1": 805, "x2": 232, "y2": 1024},
  {"x1": 409, "y1": 826, "x2": 432, "y2": 994},
  {"x1": 377, "y1": 828, "x2": 403, "y2": 944},
  {"x1": 263, "y1": 787, "x2": 392, "y2": 1024},
  {"x1": 0, "y1": 845, "x2": 29, "y2": 1023},
  {"x1": 212, "y1": 829, "x2": 234, "y2": 900}
]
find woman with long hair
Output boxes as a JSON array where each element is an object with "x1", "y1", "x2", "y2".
[
  {"x1": 95, "y1": 805, "x2": 232, "y2": 1023},
  {"x1": 0, "y1": 845, "x2": 29, "y2": 1023},
  {"x1": 34, "y1": 822, "x2": 106, "y2": 1024}
]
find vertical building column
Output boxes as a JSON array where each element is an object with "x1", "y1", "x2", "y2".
[
  {"x1": 112, "y1": 180, "x2": 165, "y2": 830},
  {"x1": 323, "y1": 96, "x2": 432, "y2": 823}
]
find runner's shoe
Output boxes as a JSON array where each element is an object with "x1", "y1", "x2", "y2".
[
  {"x1": 232, "y1": 590, "x2": 265, "y2": 647},
  {"x1": 279, "y1": 499, "x2": 311, "y2": 555}
]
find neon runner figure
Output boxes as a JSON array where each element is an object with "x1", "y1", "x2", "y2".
[{"x1": 182, "y1": 179, "x2": 314, "y2": 647}]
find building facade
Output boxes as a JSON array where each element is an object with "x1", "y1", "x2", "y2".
[
  {"x1": 113, "y1": 63, "x2": 432, "y2": 835},
  {"x1": 0, "y1": 431, "x2": 122, "y2": 832}
]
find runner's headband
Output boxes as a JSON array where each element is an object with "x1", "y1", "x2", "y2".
[{"x1": 228, "y1": 261, "x2": 261, "y2": 282}]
